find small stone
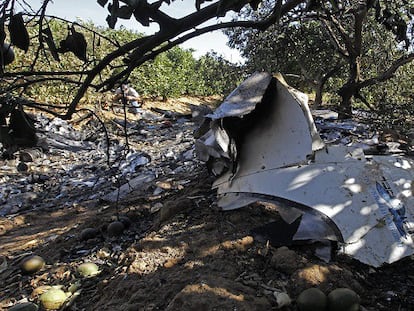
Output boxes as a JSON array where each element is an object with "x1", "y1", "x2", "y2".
[
  {"x1": 21, "y1": 255, "x2": 45, "y2": 274},
  {"x1": 274, "y1": 291, "x2": 291, "y2": 308},
  {"x1": 77, "y1": 262, "x2": 100, "y2": 277},
  {"x1": 9, "y1": 302, "x2": 39, "y2": 311},
  {"x1": 80, "y1": 227, "x2": 99, "y2": 241},
  {"x1": 327, "y1": 288, "x2": 360, "y2": 311},
  {"x1": 107, "y1": 221, "x2": 125, "y2": 236},
  {"x1": 39, "y1": 288, "x2": 68, "y2": 310},
  {"x1": 296, "y1": 287, "x2": 327, "y2": 311}
]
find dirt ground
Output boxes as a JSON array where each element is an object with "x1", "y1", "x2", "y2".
[{"x1": 1, "y1": 97, "x2": 414, "y2": 311}]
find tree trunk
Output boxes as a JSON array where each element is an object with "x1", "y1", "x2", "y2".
[
  {"x1": 314, "y1": 82, "x2": 323, "y2": 108},
  {"x1": 337, "y1": 82, "x2": 354, "y2": 119},
  {"x1": 338, "y1": 55, "x2": 360, "y2": 119}
]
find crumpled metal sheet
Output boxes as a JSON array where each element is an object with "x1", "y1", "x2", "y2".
[
  {"x1": 196, "y1": 72, "x2": 325, "y2": 178},
  {"x1": 205, "y1": 72, "x2": 273, "y2": 119},
  {"x1": 196, "y1": 71, "x2": 414, "y2": 267},
  {"x1": 214, "y1": 146, "x2": 414, "y2": 267}
]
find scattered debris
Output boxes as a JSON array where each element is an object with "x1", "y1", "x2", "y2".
[
  {"x1": 0, "y1": 104, "x2": 200, "y2": 216},
  {"x1": 1, "y1": 94, "x2": 413, "y2": 310}
]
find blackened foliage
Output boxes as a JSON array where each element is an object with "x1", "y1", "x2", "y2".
[
  {"x1": 8, "y1": 13, "x2": 30, "y2": 52},
  {"x1": 42, "y1": 26, "x2": 60, "y2": 62},
  {"x1": 58, "y1": 25, "x2": 87, "y2": 62},
  {"x1": 102, "y1": 0, "x2": 175, "y2": 28}
]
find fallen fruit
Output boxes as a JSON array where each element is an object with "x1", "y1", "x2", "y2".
[
  {"x1": 107, "y1": 221, "x2": 125, "y2": 236},
  {"x1": 327, "y1": 288, "x2": 360, "y2": 311},
  {"x1": 21, "y1": 255, "x2": 45, "y2": 274},
  {"x1": 39, "y1": 288, "x2": 67, "y2": 310},
  {"x1": 80, "y1": 227, "x2": 99, "y2": 241},
  {"x1": 9, "y1": 302, "x2": 39, "y2": 311},
  {"x1": 296, "y1": 287, "x2": 327, "y2": 311},
  {"x1": 77, "y1": 262, "x2": 100, "y2": 277}
]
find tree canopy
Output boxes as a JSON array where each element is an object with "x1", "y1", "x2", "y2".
[
  {"x1": 226, "y1": 0, "x2": 414, "y2": 117},
  {"x1": 1, "y1": 0, "x2": 413, "y2": 120}
]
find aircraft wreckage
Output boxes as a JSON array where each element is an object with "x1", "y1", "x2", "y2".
[{"x1": 196, "y1": 71, "x2": 414, "y2": 267}]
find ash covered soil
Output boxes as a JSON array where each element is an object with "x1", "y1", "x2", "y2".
[{"x1": 1, "y1": 97, "x2": 414, "y2": 311}]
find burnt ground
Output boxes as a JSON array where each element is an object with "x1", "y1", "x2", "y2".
[{"x1": 1, "y1": 97, "x2": 414, "y2": 311}]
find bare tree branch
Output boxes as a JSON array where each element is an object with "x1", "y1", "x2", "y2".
[
  {"x1": 320, "y1": 18, "x2": 349, "y2": 57},
  {"x1": 358, "y1": 52, "x2": 414, "y2": 89}
]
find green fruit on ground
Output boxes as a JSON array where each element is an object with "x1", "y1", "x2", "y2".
[
  {"x1": 9, "y1": 302, "x2": 39, "y2": 311},
  {"x1": 296, "y1": 287, "x2": 327, "y2": 311},
  {"x1": 39, "y1": 288, "x2": 67, "y2": 310},
  {"x1": 107, "y1": 221, "x2": 125, "y2": 236},
  {"x1": 20, "y1": 255, "x2": 45, "y2": 274},
  {"x1": 327, "y1": 288, "x2": 360, "y2": 311},
  {"x1": 77, "y1": 262, "x2": 100, "y2": 277}
]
